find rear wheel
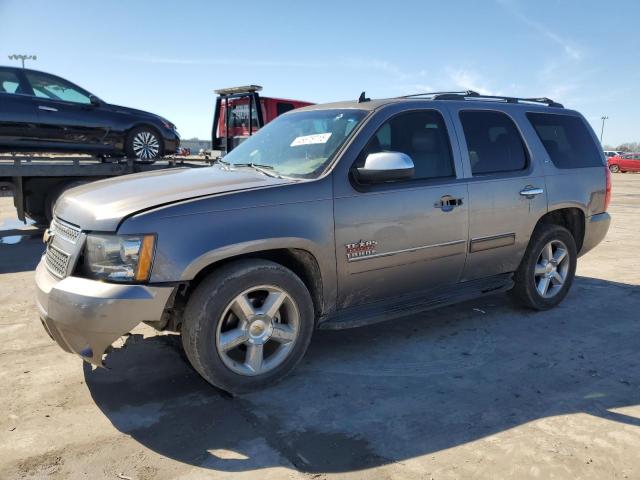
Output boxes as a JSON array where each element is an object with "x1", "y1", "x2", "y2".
[
  {"x1": 125, "y1": 126, "x2": 163, "y2": 162},
  {"x1": 181, "y1": 259, "x2": 315, "y2": 394},
  {"x1": 510, "y1": 224, "x2": 577, "y2": 310}
]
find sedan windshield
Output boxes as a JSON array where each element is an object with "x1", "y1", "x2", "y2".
[{"x1": 222, "y1": 109, "x2": 367, "y2": 178}]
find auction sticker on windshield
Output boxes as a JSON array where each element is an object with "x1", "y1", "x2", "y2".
[{"x1": 290, "y1": 133, "x2": 332, "y2": 147}]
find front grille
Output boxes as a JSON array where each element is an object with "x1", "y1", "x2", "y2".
[
  {"x1": 51, "y1": 217, "x2": 81, "y2": 244},
  {"x1": 45, "y1": 245, "x2": 70, "y2": 278}
]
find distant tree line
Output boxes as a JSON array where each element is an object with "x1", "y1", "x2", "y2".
[{"x1": 603, "y1": 142, "x2": 640, "y2": 152}]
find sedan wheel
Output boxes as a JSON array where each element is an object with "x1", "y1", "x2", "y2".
[
  {"x1": 609, "y1": 164, "x2": 620, "y2": 173},
  {"x1": 132, "y1": 131, "x2": 160, "y2": 160},
  {"x1": 215, "y1": 285, "x2": 300, "y2": 376}
]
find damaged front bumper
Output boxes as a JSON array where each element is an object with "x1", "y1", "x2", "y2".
[{"x1": 35, "y1": 258, "x2": 175, "y2": 366}]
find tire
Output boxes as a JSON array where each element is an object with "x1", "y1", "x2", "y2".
[
  {"x1": 181, "y1": 259, "x2": 315, "y2": 394},
  {"x1": 609, "y1": 164, "x2": 620, "y2": 173},
  {"x1": 125, "y1": 126, "x2": 163, "y2": 162},
  {"x1": 510, "y1": 224, "x2": 577, "y2": 310}
]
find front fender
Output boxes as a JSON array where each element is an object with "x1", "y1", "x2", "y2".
[
  {"x1": 117, "y1": 183, "x2": 337, "y2": 313},
  {"x1": 181, "y1": 237, "x2": 325, "y2": 280}
]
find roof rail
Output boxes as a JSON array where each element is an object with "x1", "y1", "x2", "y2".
[
  {"x1": 399, "y1": 90, "x2": 563, "y2": 108},
  {"x1": 432, "y1": 92, "x2": 564, "y2": 108},
  {"x1": 400, "y1": 90, "x2": 478, "y2": 99}
]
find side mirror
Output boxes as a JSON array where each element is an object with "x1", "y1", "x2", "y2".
[
  {"x1": 356, "y1": 151, "x2": 415, "y2": 184},
  {"x1": 89, "y1": 95, "x2": 101, "y2": 107}
]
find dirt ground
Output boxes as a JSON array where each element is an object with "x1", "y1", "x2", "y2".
[{"x1": 1, "y1": 174, "x2": 639, "y2": 480}]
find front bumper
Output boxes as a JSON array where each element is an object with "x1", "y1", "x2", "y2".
[
  {"x1": 35, "y1": 258, "x2": 175, "y2": 366},
  {"x1": 579, "y1": 212, "x2": 611, "y2": 257}
]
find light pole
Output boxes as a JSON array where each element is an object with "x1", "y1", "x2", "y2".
[
  {"x1": 8, "y1": 54, "x2": 37, "y2": 68},
  {"x1": 600, "y1": 116, "x2": 609, "y2": 144}
]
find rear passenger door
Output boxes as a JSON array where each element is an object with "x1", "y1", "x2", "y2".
[{"x1": 449, "y1": 108, "x2": 548, "y2": 281}]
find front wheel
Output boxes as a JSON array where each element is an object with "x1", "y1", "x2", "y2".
[
  {"x1": 181, "y1": 259, "x2": 315, "y2": 394},
  {"x1": 609, "y1": 164, "x2": 620, "y2": 173},
  {"x1": 510, "y1": 224, "x2": 577, "y2": 310},
  {"x1": 125, "y1": 126, "x2": 163, "y2": 162}
]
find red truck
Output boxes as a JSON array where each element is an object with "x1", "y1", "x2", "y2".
[
  {"x1": 608, "y1": 152, "x2": 640, "y2": 173},
  {"x1": 211, "y1": 85, "x2": 314, "y2": 153}
]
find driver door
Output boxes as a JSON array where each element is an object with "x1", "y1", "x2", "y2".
[{"x1": 333, "y1": 108, "x2": 469, "y2": 309}]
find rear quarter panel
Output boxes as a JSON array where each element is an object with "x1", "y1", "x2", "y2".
[{"x1": 528, "y1": 110, "x2": 607, "y2": 217}]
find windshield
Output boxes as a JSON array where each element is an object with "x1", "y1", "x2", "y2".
[{"x1": 222, "y1": 109, "x2": 367, "y2": 178}]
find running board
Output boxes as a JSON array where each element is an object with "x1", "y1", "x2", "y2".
[{"x1": 318, "y1": 273, "x2": 513, "y2": 330}]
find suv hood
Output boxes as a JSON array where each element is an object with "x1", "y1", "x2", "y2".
[{"x1": 54, "y1": 166, "x2": 291, "y2": 231}]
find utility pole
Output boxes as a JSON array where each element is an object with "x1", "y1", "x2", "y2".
[
  {"x1": 600, "y1": 116, "x2": 609, "y2": 144},
  {"x1": 7, "y1": 54, "x2": 37, "y2": 68}
]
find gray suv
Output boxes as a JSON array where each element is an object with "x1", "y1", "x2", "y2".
[{"x1": 35, "y1": 91, "x2": 611, "y2": 393}]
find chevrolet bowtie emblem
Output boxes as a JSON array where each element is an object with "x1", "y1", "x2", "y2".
[{"x1": 43, "y1": 228, "x2": 55, "y2": 245}]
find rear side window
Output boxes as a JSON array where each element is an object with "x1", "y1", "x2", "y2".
[
  {"x1": 459, "y1": 111, "x2": 528, "y2": 175},
  {"x1": 527, "y1": 113, "x2": 603, "y2": 169},
  {"x1": 0, "y1": 69, "x2": 22, "y2": 94}
]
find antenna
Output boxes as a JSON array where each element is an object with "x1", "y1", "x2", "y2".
[{"x1": 358, "y1": 91, "x2": 370, "y2": 103}]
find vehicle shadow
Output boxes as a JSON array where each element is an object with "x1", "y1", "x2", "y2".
[
  {"x1": 0, "y1": 227, "x2": 44, "y2": 274},
  {"x1": 84, "y1": 275, "x2": 640, "y2": 474}
]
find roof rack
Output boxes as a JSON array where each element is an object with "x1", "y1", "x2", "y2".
[
  {"x1": 400, "y1": 90, "x2": 564, "y2": 108},
  {"x1": 400, "y1": 90, "x2": 477, "y2": 99}
]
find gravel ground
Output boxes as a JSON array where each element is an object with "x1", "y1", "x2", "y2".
[{"x1": 0, "y1": 174, "x2": 639, "y2": 480}]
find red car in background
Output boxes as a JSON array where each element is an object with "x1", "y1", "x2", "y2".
[
  {"x1": 212, "y1": 85, "x2": 314, "y2": 153},
  {"x1": 608, "y1": 152, "x2": 640, "y2": 173}
]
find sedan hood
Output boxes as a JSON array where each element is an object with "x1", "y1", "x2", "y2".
[{"x1": 54, "y1": 166, "x2": 291, "y2": 231}]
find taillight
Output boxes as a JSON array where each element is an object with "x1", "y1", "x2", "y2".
[{"x1": 604, "y1": 166, "x2": 612, "y2": 211}]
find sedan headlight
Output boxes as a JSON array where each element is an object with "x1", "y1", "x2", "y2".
[{"x1": 83, "y1": 234, "x2": 156, "y2": 282}]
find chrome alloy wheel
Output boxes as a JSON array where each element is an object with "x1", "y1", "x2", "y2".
[
  {"x1": 534, "y1": 239, "x2": 570, "y2": 299},
  {"x1": 132, "y1": 131, "x2": 160, "y2": 159},
  {"x1": 215, "y1": 285, "x2": 300, "y2": 376}
]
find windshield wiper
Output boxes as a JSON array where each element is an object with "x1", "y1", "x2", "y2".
[{"x1": 232, "y1": 163, "x2": 283, "y2": 178}]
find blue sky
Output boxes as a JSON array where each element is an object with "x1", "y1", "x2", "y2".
[{"x1": 1, "y1": 0, "x2": 638, "y2": 146}]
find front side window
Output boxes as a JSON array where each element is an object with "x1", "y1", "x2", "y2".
[
  {"x1": 223, "y1": 109, "x2": 367, "y2": 178},
  {"x1": 460, "y1": 111, "x2": 528, "y2": 175},
  {"x1": 527, "y1": 112, "x2": 603, "y2": 169},
  {"x1": 0, "y1": 69, "x2": 22, "y2": 94},
  {"x1": 24, "y1": 71, "x2": 91, "y2": 104},
  {"x1": 357, "y1": 110, "x2": 455, "y2": 180}
]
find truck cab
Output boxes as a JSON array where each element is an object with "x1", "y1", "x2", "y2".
[{"x1": 211, "y1": 85, "x2": 313, "y2": 153}]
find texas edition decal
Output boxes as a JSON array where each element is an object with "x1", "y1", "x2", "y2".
[{"x1": 345, "y1": 240, "x2": 378, "y2": 261}]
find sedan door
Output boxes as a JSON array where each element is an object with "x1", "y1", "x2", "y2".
[
  {"x1": 0, "y1": 68, "x2": 40, "y2": 148},
  {"x1": 23, "y1": 70, "x2": 108, "y2": 151},
  {"x1": 333, "y1": 107, "x2": 469, "y2": 309}
]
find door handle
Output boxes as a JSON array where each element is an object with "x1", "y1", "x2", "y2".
[
  {"x1": 38, "y1": 106, "x2": 58, "y2": 112},
  {"x1": 519, "y1": 186, "x2": 544, "y2": 197},
  {"x1": 435, "y1": 195, "x2": 463, "y2": 212}
]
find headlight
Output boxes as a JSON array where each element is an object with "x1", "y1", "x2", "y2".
[
  {"x1": 83, "y1": 234, "x2": 156, "y2": 282},
  {"x1": 161, "y1": 119, "x2": 176, "y2": 131}
]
